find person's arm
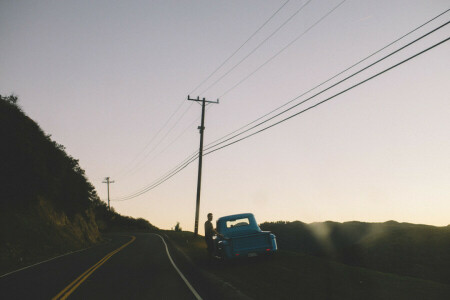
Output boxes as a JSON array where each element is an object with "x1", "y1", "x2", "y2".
[{"x1": 213, "y1": 227, "x2": 224, "y2": 238}]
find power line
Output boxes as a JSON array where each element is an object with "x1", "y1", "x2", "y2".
[
  {"x1": 112, "y1": 152, "x2": 199, "y2": 201},
  {"x1": 129, "y1": 7, "x2": 450, "y2": 184},
  {"x1": 112, "y1": 33, "x2": 449, "y2": 202},
  {"x1": 204, "y1": 19, "x2": 450, "y2": 153},
  {"x1": 204, "y1": 8, "x2": 450, "y2": 149},
  {"x1": 110, "y1": 0, "x2": 333, "y2": 183},
  {"x1": 203, "y1": 36, "x2": 450, "y2": 156},
  {"x1": 199, "y1": 0, "x2": 314, "y2": 96},
  {"x1": 113, "y1": 99, "x2": 188, "y2": 179},
  {"x1": 112, "y1": 108, "x2": 209, "y2": 197},
  {"x1": 218, "y1": 0, "x2": 347, "y2": 98},
  {"x1": 189, "y1": 0, "x2": 291, "y2": 95},
  {"x1": 123, "y1": 102, "x2": 195, "y2": 177},
  {"x1": 113, "y1": 2, "x2": 292, "y2": 180},
  {"x1": 113, "y1": 109, "x2": 213, "y2": 201},
  {"x1": 137, "y1": 113, "x2": 203, "y2": 170},
  {"x1": 110, "y1": 12, "x2": 449, "y2": 202}
]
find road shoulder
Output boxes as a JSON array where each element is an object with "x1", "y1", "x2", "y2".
[{"x1": 161, "y1": 232, "x2": 252, "y2": 300}]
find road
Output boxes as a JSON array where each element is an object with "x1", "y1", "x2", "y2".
[{"x1": 0, "y1": 233, "x2": 201, "y2": 299}]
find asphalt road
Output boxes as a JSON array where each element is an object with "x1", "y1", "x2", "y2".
[{"x1": 0, "y1": 233, "x2": 200, "y2": 300}]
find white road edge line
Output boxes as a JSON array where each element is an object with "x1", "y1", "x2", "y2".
[
  {"x1": 0, "y1": 247, "x2": 90, "y2": 279},
  {"x1": 154, "y1": 234, "x2": 203, "y2": 300},
  {"x1": 0, "y1": 238, "x2": 114, "y2": 279}
]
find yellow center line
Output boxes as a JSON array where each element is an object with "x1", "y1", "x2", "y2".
[{"x1": 52, "y1": 236, "x2": 136, "y2": 300}]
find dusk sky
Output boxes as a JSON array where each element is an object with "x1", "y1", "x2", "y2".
[{"x1": 1, "y1": 0, "x2": 449, "y2": 233}]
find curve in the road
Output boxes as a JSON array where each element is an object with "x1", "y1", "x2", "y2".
[{"x1": 2, "y1": 233, "x2": 203, "y2": 299}]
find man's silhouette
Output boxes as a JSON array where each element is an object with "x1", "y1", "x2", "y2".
[{"x1": 204, "y1": 213, "x2": 218, "y2": 261}]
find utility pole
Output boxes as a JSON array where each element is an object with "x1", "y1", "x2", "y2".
[
  {"x1": 188, "y1": 95, "x2": 219, "y2": 236},
  {"x1": 102, "y1": 177, "x2": 115, "y2": 210}
]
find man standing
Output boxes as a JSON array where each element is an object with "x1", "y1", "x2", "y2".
[{"x1": 204, "y1": 213, "x2": 218, "y2": 261}]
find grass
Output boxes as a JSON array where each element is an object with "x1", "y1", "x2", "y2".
[
  {"x1": 165, "y1": 230, "x2": 450, "y2": 300},
  {"x1": 0, "y1": 198, "x2": 101, "y2": 275}
]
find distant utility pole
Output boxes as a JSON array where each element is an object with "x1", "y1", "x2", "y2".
[
  {"x1": 102, "y1": 177, "x2": 115, "y2": 210},
  {"x1": 188, "y1": 95, "x2": 219, "y2": 236}
]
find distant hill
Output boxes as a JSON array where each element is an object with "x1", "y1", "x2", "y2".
[
  {"x1": 260, "y1": 220, "x2": 450, "y2": 284},
  {"x1": 0, "y1": 95, "x2": 157, "y2": 274}
]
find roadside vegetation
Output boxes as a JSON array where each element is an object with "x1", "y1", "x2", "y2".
[
  {"x1": 0, "y1": 95, "x2": 157, "y2": 274},
  {"x1": 165, "y1": 225, "x2": 450, "y2": 299}
]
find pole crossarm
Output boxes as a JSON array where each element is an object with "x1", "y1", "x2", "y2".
[{"x1": 187, "y1": 95, "x2": 219, "y2": 104}]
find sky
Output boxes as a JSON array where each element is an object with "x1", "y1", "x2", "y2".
[{"x1": 1, "y1": 0, "x2": 449, "y2": 233}]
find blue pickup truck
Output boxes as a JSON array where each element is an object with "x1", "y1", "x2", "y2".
[{"x1": 214, "y1": 213, "x2": 277, "y2": 259}]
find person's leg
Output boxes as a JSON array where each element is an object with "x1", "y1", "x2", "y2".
[{"x1": 206, "y1": 238, "x2": 213, "y2": 262}]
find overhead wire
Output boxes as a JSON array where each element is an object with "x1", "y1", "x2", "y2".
[
  {"x1": 113, "y1": 0, "x2": 292, "y2": 181},
  {"x1": 143, "y1": 114, "x2": 202, "y2": 167},
  {"x1": 189, "y1": 0, "x2": 291, "y2": 95},
  {"x1": 198, "y1": 0, "x2": 314, "y2": 96},
  {"x1": 112, "y1": 106, "x2": 213, "y2": 200},
  {"x1": 112, "y1": 98, "x2": 187, "y2": 180},
  {"x1": 203, "y1": 35, "x2": 450, "y2": 156},
  {"x1": 123, "y1": 102, "x2": 195, "y2": 177},
  {"x1": 203, "y1": 8, "x2": 450, "y2": 149},
  {"x1": 113, "y1": 151, "x2": 199, "y2": 201},
  {"x1": 111, "y1": 10, "x2": 449, "y2": 202},
  {"x1": 113, "y1": 33, "x2": 449, "y2": 201},
  {"x1": 218, "y1": 0, "x2": 346, "y2": 98},
  {"x1": 204, "y1": 19, "x2": 450, "y2": 153}
]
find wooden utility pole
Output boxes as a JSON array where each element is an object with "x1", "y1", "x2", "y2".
[
  {"x1": 188, "y1": 95, "x2": 219, "y2": 236},
  {"x1": 103, "y1": 177, "x2": 115, "y2": 210}
]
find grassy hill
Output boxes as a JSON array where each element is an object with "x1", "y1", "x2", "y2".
[
  {"x1": 0, "y1": 95, "x2": 157, "y2": 274},
  {"x1": 260, "y1": 220, "x2": 450, "y2": 285}
]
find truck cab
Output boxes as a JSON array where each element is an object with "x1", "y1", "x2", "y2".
[{"x1": 214, "y1": 213, "x2": 277, "y2": 259}]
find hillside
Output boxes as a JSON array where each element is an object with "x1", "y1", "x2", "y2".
[
  {"x1": 260, "y1": 220, "x2": 450, "y2": 284},
  {"x1": 0, "y1": 95, "x2": 157, "y2": 274}
]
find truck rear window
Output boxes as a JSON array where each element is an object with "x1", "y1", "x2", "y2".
[{"x1": 226, "y1": 218, "x2": 250, "y2": 228}]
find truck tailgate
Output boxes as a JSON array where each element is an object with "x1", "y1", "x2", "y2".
[{"x1": 231, "y1": 233, "x2": 272, "y2": 252}]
